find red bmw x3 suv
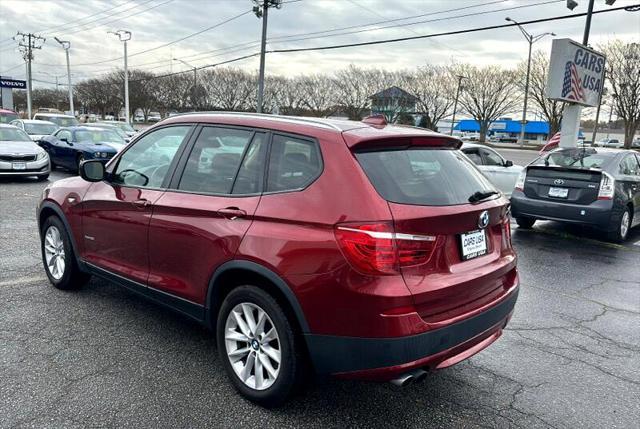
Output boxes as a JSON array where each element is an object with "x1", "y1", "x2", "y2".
[{"x1": 38, "y1": 113, "x2": 518, "y2": 406}]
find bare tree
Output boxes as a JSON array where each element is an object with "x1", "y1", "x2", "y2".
[
  {"x1": 299, "y1": 74, "x2": 337, "y2": 117},
  {"x1": 208, "y1": 68, "x2": 254, "y2": 111},
  {"x1": 518, "y1": 50, "x2": 564, "y2": 136},
  {"x1": 403, "y1": 65, "x2": 455, "y2": 131},
  {"x1": 455, "y1": 64, "x2": 520, "y2": 142},
  {"x1": 600, "y1": 40, "x2": 640, "y2": 148},
  {"x1": 333, "y1": 65, "x2": 384, "y2": 120},
  {"x1": 75, "y1": 77, "x2": 120, "y2": 118}
]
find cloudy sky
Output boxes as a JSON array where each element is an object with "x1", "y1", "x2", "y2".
[{"x1": 0, "y1": 0, "x2": 638, "y2": 88}]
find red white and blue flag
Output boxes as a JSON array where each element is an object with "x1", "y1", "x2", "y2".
[{"x1": 561, "y1": 61, "x2": 585, "y2": 102}]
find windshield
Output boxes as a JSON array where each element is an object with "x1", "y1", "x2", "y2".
[
  {"x1": 0, "y1": 127, "x2": 32, "y2": 142},
  {"x1": 355, "y1": 147, "x2": 496, "y2": 206},
  {"x1": 24, "y1": 123, "x2": 57, "y2": 135},
  {"x1": 42, "y1": 116, "x2": 79, "y2": 127},
  {"x1": 115, "y1": 122, "x2": 135, "y2": 132},
  {"x1": 0, "y1": 112, "x2": 19, "y2": 123},
  {"x1": 533, "y1": 148, "x2": 612, "y2": 169},
  {"x1": 94, "y1": 124, "x2": 127, "y2": 138},
  {"x1": 76, "y1": 129, "x2": 124, "y2": 144}
]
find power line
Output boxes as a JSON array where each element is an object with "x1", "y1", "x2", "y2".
[{"x1": 32, "y1": 0, "x2": 135, "y2": 35}]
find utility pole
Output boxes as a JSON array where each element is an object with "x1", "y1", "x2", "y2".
[
  {"x1": 450, "y1": 75, "x2": 465, "y2": 136},
  {"x1": 253, "y1": 0, "x2": 282, "y2": 113},
  {"x1": 109, "y1": 30, "x2": 132, "y2": 123},
  {"x1": 174, "y1": 58, "x2": 198, "y2": 109},
  {"x1": 54, "y1": 37, "x2": 74, "y2": 116},
  {"x1": 15, "y1": 32, "x2": 45, "y2": 118},
  {"x1": 505, "y1": 18, "x2": 554, "y2": 147}
]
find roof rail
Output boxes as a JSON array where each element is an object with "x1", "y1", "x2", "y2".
[{"x1": 170, "y1": 111, "x2": 344, "y2": 132}]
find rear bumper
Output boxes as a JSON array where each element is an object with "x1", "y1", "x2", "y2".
[
  {"x1": 511, "y1": 190, "x2": 613, "y2": 229},
  {"x1": 304, "y1": 285, "x2": 518, "y2": 379}
]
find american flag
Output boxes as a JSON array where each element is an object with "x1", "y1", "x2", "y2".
[
  {"x1": 539, "y1": 132, "x2": 561, "y2": 154},
  {"x1": 561, "y1": 61, "x2": 585, "y2": 102}
]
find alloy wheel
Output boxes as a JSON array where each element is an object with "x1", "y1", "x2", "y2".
[
  {"x1": 224, "y1": 302, "x2": 281, "y2": 390},
  {"x1": 621, "y1": 211, "x2": 630, "y2": 239},
  {"x1": 44, "y1": 226, "x2": 65, "y2": 280}
]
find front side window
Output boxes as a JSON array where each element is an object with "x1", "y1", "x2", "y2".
[
  {"x1": 178, "y1": 127, "x2": 254, "y2": 194},
  {"x1": 480, "y1": 148, "x2": 505, "y2": 166},
  {"x1": 113, "y1": 126, "x2": 190, "y2": 188},
  {"x1": 266, "y1": 135, "x2": 322, "y2": 192},
  {"x1": 55, "y1": 130, "x2": 72, "y2": 142}
]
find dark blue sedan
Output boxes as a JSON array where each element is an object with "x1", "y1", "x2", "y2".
[{"x1": 39, "y1": 126, "x2": 121, "y2": 172}]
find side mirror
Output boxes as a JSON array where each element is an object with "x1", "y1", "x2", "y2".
[
  {"x1": 80, "y1": 160, "x2": 105, "y2": 182},
  {"x1": 504, "y1": 160, "x2": 514, "y2": 167}
]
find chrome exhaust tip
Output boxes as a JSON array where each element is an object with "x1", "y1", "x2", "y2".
[
  {"x1": 410, "y1": 368, "x2": 427, "y2": 383},
  {"x1": 390, "y1": 373, "x2": 414, "y2": 387}
]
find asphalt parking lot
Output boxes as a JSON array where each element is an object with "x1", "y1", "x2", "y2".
[{"x1": 1, "y1": 159, "x2": 639, "y2": 428}]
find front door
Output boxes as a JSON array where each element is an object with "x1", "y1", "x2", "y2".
[
  {"x1": 147, "y1": 127, "x2": 268, "y2": 303},
  {"x1": 81, "y1": 125, "x2": 193, "y2": 284}
]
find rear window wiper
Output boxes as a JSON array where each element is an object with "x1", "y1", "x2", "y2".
[{"x1": 468, "y1": 190, "x2": 499, "y2": 203}]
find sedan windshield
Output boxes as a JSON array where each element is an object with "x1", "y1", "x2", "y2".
[
  {"x1": 115, "y1": 122, "x2": 135, "y2": 133},
  {"x1": 76, "y1": 129, "x2": 124, "y2": 144},
  {"x1": 0, "y1": 127, "x2": 32, "y2": 142},
  {"x1": 43, "y1": 116, "x2": 79, "y2": 127},
  {"x1": 24, "y1": 123, "x2": 57, "y2": 135}
]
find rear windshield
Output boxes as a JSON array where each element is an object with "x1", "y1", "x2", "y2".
[
  {"x1": 355, "y1": 148, "x2": 496, "y2": 206},
  {"x1": 533, "y1": 148, "x2": 612, "y2": 169},
  {"x1": 39, "y1": 115, "x2": 79, "y2": 127}
]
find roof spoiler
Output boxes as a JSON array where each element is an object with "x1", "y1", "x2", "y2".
[{"x1": 361, "y1": 114, "x2": 387, "y2": 127}]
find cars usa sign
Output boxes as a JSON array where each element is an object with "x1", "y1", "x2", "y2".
[{"x1": 546, "y1": 38, "x2": 605, "y2": 107}]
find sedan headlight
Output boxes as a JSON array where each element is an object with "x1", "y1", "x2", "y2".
[
  {"x1": 94, "y1": 152, "x2": 108, "y2": 158},
  {"x1": 36, "y1": 151, "x2": 48, "y2": 160}
]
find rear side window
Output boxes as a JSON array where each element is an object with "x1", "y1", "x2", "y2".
[
  {"x1": 266, "y1": 135, "x2": 322, "y2": 192},
  {"x1": 355, "y1": 148, "x2": 496, "y2": 206},
  {"x1": 178, "y1": 126, "x2": 254, "y2": 194},
  {"x1": 619, "y1": 154, "x2": 640, "y2": 176}
]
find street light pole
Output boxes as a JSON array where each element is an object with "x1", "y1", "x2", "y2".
[
  {"x1": 109, "y1": 30, "x2": 132, "y2": 123},
  {"x1": 450, "y1": 75, "x2": 465, "y2": 136},
  {"x1": 173, "y1": 58, "x2": 198, "y2": 109},
  {"x1": 253, "y1": 0, "x2": 282, "y2": 113},
  {"x1": 505, "y1": 18, "x2": 554, "y2": 147},
  {"x1": 54, "y1": 38, "x2": 74, "y2": 116}
]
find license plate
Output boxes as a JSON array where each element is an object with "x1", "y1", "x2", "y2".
[
  {"x1": 459, "y1": 229, "x2": 488, "y2": 261},
  {"x1": 548, "y1": 187, "x2": 568, "y2": 198},
  {"x1": 12, "y1": 162, "x2": 26, "y2": 170}
]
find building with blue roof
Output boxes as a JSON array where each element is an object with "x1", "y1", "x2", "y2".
[{"x1": 455, "y1": 118, "x2": 551, "y2": 142}]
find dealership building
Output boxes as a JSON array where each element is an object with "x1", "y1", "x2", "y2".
[{"x1": 455, "y1": 118, "x2": 551, "y2": 142}]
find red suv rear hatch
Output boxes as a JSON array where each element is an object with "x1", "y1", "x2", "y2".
[{"x1": 347, "y1": 133, "x2": 516, "y2": 325}]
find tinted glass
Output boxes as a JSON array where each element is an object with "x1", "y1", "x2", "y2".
[
  {"x1": 355, "y1": 148, "x2": 496, "y2": 206},
  {"x1": 56, "y1": 130, "x2": 72, "y2": 141},
  {"x1": 266, "y1": 135, "x2": 322, "y2": 192},
  {"x1": 0, "y1": 127, "x2": 31, "y2": 142},
  {"x1": 113, "y1": 126, "x2": 190, "y2": 188},
  {"x1": 76, "y1": 129, "x2": 123, "y2": 143},
  {"x1": 619, "y1": 155, "x2": 640, "y2": 176},
  {"x1": 0, "y1": 112, "x2": 19, "y2": 123},
  {"x1": 461, "y1": 148, "x2": 482, "y2": 165},
  {"x1": 533, "y1": 148, "x2": 612, "y2": 169},
  {"x1": 24, "y1": 123, "x2": 57, "y2": 135},
  {"x1": 178, "y1": 127, "x2": 253, "y2": 194},
  {"x1": 232, "y1": 133, "x2": 267, "y2": 194},
  {"x1": 481, "y1": 148, "x2": 504, "y2": 166}
]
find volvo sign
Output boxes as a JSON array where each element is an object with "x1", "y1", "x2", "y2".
[
  {"x1": 0, "y1": 77, "x2": 27, "y2": 89},
  {"x1": 546, "y1": 38, "x2": 605, "y2": 107}
]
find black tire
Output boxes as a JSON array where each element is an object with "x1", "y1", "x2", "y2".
[
  {"x1": 76, "y1": 153, "x2": 85, "y2": 173},
  {"x1": 40, "y1": 216, "x2": 91, "y2": 290},
  {"x1": 36, "y1": 174, "x2": 49, "y2": 181},
  {"x1": 606, "y1": 206, "x2": 632, "y2": 243},
  {"x1": 216, "y1": 285, "x2": 304, "y2": 407},
  {"x1": 515, "y1": 217, "x2": 536, "y2": 229}
]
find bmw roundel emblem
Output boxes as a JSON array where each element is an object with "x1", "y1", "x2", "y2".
[{"x1": 478, "y1": 211, "x2": 490, "y2": 229}]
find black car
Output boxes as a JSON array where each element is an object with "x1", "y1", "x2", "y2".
[
  {"x1": 511, "y1": 148, "x2": 640, "y2": 242},
  {"x1": 38, "y1": 126, "x2": 119, "y2": 172}
]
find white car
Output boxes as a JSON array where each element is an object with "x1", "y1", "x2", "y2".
[
  {"x1": 460, "y1": 142, "x2": 523, "y2": 197},
  {"x1": 9, "y1": 119, "x2": 58, "y2": 142},
  {"x1": 594, "y1": 138, "x2": 623, "y2": 148}
]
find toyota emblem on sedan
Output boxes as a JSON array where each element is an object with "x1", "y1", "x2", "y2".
[
  {"x1": 554, "y1": 179, "x2": 565, "y2": 185},
  {"x1": 478, "y1": 210, "x2": 490, "y2": 229}
]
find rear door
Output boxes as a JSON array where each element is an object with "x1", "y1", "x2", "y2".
[
  {"x1": 354, "y1": 146, "x2": 514, "y2": 323},
  {"x1": 146, "y1": 126, "x2": 268, "y2": 303},
  {"x1": 478, "y1": 147, "x2": 520, "y2": 195},
  {"x1": 620, "y1": 154, "x2": 640, "y2": 224}
]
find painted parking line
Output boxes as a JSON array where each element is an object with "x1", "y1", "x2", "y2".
[{"x1": 0, "y1": 275, "x2": 47, "y2": 287}]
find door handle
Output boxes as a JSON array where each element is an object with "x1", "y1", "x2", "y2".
[
  {"x1": 132, "y1": 199, "x2": 151, "y2": 208},
  {"x1": 217, "y1": 207, "x2": 247, "y2": 220}
]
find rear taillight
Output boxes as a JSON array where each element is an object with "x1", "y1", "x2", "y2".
[
  {"x1": 514, "y1": 169, "x2": 526, "y2": 191},
  {"x1": 334, "y1": 223, "x2": 438, "y2": 276},
  {"x1": 597, "y1": 172, "x2": 615, "y2": 200},
  {"x1": 501, "y1": 212, "x2": 512, "y2": 251}
]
